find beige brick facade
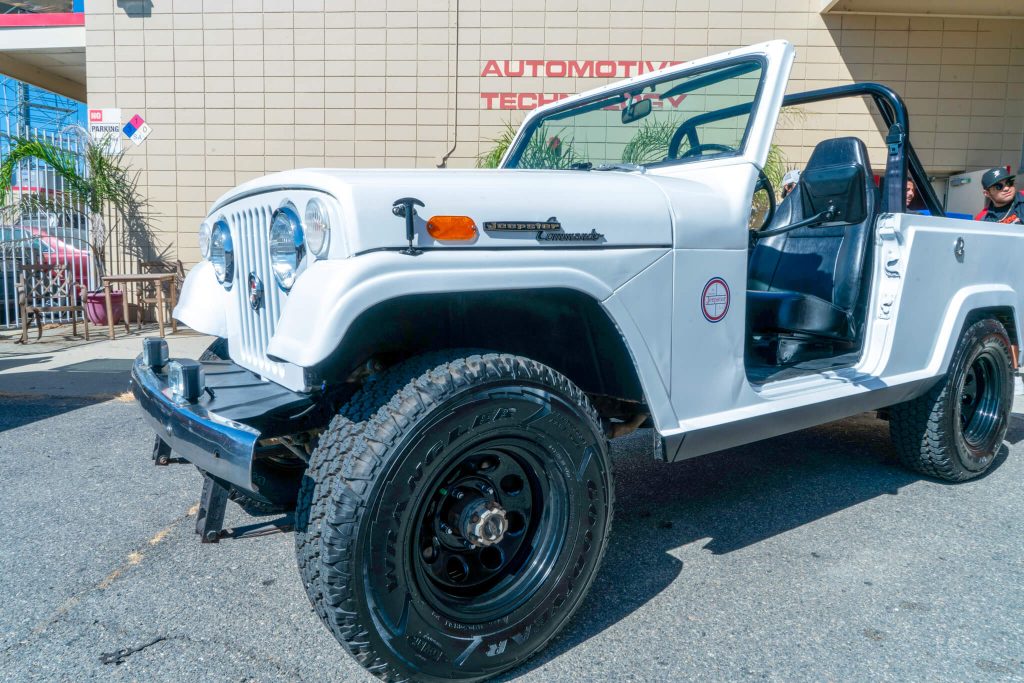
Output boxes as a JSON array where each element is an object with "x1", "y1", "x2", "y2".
[{"x1": 83, "y1": 0, "x2": 1024, "y2": 265}]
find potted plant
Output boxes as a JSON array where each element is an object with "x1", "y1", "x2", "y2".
[{"x1": 0, "y1": 133, "x2": 158, "y2": 325}]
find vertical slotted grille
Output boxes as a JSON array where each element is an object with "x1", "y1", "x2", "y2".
[{"x1": 228, "y1": 205, "x2": 285, "y2": 379}]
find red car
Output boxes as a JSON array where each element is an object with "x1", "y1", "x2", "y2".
[
  {"x1": 1, "y1": 226, "x2": 93, "y2": 325},
  {"x1": 2, "y1": 225, "x2": 92, "y2": 285}
]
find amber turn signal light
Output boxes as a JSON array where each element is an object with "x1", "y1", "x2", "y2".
[{"x1": 427, "y1": 215, "x2": 478, "y2": 241}]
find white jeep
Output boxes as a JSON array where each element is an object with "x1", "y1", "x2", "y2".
[{"x1": 131, "y1": 41, "x2": 1022, "y2": 682}]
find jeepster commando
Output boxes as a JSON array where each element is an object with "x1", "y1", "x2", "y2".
[{"x1": 131, "y1": 41, "x2": 1023, "y2": 682}]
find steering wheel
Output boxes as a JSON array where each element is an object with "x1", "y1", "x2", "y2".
[
  {"x1": 749, "y1": 167, "x2": 777, "y2": 246},
  {"x1": 678, "y1": 142, "x2": 737, "y2": 159}
]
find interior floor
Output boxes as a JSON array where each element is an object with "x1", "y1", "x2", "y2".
[{"x1": 745, "y1": 348, "x2": 862, "y2": 385}]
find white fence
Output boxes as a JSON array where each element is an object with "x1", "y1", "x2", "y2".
[{"x1": 0, "y1": 120, "x2": 94, "y2": 328}]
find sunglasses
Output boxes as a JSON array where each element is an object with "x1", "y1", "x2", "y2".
[{"x1": 989, "y1": 179, "x2": 1015, "y2": 192}]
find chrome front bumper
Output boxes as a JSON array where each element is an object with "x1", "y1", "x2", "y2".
[{"x1": 130, "y1": 355, "x2": 260, "y2": 492}]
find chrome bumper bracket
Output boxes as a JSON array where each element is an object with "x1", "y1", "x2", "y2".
[
  {"x1": 131, "y1": 354, "x2": 262, "y2": 493},
  {"x1": 196, "y1": 473, "x2": 231, "y2": 543}
]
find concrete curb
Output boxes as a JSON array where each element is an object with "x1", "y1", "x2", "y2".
[{"x1": 0, "y1": 325, "x2": 214, "y2": 399}]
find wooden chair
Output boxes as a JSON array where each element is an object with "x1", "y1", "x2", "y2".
[
  {"x1": 17, "y1": 263, "x2": 89, "y2": 344},
  {"x1": 134, "y1": 259, "x2": 184, "y2": 335}
]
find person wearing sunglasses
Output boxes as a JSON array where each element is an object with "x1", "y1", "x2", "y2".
[
  {"x1": 780, "y1": 169, "x2": 801, "y2": 199},
  {"x1": 974, "y1": 167, "x2": 1024, "y2": 224}
]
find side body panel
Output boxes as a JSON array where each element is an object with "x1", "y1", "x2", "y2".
[
  {"x1": 879, "y1": 215, "x2": 1024, "y2": 376},
  {"x1": 602, "y1": 251, "x2": 676, "y2": 432},
  {"x1": 663, "y1": 212, "x2": 1024, "y2": 460}
]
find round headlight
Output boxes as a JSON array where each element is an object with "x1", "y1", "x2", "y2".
[
  {"x1": 209, "y1": 219, "x2": 234, "y2": 287},
  {"x1": 198, "y1": 221, "x2": 212, "y2": 258},
  {"x1": 269, "y1": 205, "x2": 304, "y2": 290},
  {"x1": 304, "y1": 198, "x2": 331, "y2": 257}
]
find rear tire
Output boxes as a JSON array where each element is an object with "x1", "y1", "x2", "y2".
[
  {"x1": 889, "y1": 318, "x2": 1013, "y2": 481},
  {"x1": 311, "y1": 351, "x2": 614, "y2": 682}
]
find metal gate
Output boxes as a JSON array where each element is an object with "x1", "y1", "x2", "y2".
[{"x1": 0, "y1": 120, "x2": 93, "y2": 329}]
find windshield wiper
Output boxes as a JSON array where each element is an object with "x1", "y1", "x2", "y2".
[
  {"x1": 592, "y1": 162, "x2": 646, "y2": 173},
  {"x1": 566, "y1": 161, "x2": 645, "y2": 173}
]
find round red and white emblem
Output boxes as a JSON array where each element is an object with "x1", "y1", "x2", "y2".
[{"x1": 701, "y1": 277, "x2": 730, "y2": 322}]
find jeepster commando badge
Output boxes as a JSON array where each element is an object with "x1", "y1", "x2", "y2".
[
  {"x1": 536, "y1": 228, "x2": 604, "y2": 242},
  {"x1": 484, "y1": 217, "x2": 563, "y2": 232},
  {"x1": 484, "y1": 217, "x2": 605, "y2": 242}
]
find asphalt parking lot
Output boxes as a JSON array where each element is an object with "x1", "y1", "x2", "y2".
[{"x1": 1, "y1": 396, "x2": 1022, "y2": 682}]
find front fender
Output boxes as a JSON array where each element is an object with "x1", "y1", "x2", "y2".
[
  {"x1": 173, "y1": 260, "x2": 231, "y2": 338},
  {"x1": 266, "y1": 249, "x2": 667, "y2": 368}
]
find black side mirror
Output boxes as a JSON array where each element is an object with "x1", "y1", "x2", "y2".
[
  {"x1": 799, "y1": 163, "x2": 867, "y2": 225},
  {"x1": 621, "y1": 97, "x2": 652, "y2": 124}
]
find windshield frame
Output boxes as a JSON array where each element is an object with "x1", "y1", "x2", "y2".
[{"x1": 502, "y1": 54, "x2": 769, "y2": 171}]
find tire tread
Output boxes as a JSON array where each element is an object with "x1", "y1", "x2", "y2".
[
  {"x1": 889, "y1": 318, "x2": 1012, "y2": 482},
  {"x1": 295, "y1": 351, "x2": 488, "y2": 624}
]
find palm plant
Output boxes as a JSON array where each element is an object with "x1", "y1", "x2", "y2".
[
  {"x1": 750, "y1": 142, "x2": 790, "y2": 227},
  {"x1": 749, "y1": 107, "x2": 808, "y2": 227},
  {"x1": 476, "y1": 121, "x2": 518, "y2": 169},
  {"x1": 619, "y1": 118, "x2": 681, "y2": 166},
  {"x1": 0, "y1": 133, "x2": 155, "y2": 281},
  {"x1": 476, "y1": 121, "x2": 583, "y2": 170}
]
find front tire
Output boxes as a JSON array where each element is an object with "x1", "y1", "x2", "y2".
[
  {"x1": 295, "y1": 352, "x2": 474, "y2": 622},
  {"x1": 314, "y1": 352, "x2": 613, "y2": 682},
  {"x1": 889, "y1": 318, "x2": 1013, "y2": 481}
]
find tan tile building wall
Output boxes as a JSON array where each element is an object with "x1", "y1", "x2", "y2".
[{"x1": 83, "y1": 0, "x2": 1024, "y2": 265}]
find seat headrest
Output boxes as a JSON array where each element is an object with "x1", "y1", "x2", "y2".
[{"x1": 806, "y1": 137, "x2": 873, "y2": 177}]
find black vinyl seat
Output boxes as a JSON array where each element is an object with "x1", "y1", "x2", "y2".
[
  {"x1": 748, "y1": 286, "x2": 855, "y2": 339},
  {"x1": 747, "y1": 137, "x2": 878, "y2": 355}
]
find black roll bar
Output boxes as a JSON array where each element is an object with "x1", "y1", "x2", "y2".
[
  {"x1": 781, "y1": 83, "x2": 942, "y2": 216},
  {"x1": 667, "y1": 81, "x2": 943, "y2": 217}
]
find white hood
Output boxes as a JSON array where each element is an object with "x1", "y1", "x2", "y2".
[{"x1": 210, "y1": 167, "x2": 675, "y2": 255}]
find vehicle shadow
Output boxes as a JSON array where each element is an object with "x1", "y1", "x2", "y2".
[
  {"x1": 0, "y1": 355, "x2": 51, "y2": 372},
  {"x1": 0, "y1": 395, "x2": 112, "y2": 433},
  {"x1": 0, "y1": 362, "x2": 137, "y2": 432},
  {"x1": 501, "y1": 410, "x2": 1022, "y2": 679}
]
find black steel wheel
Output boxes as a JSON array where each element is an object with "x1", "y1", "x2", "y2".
[
  {"x1": 958, "y1": 350, "x2": 1005, "y2": 452},
  {"x1": 890, "y1": 318, "x2": 1013, "y2": 481},
  {"x1": 411, "y1": 438, "x2": 566, "y2": 622},
  {"x1": 313, "y1": 352, "x2": 613, "y2": 682}
]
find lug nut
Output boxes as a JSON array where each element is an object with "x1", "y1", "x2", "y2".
[
  {"x1": 440, "y1": 523, "x2": 454, "y2": 535},
  {"x1": 452, "y1": 489, "x2": 464, "y2": 500},
  {"x1": 479, "y1": 483, "x2": 495, "y2": 496}
]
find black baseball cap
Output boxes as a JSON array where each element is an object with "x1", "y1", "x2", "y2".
[{"x1": 982, "y1": 167, "x2": 1015, "y2": 189}]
